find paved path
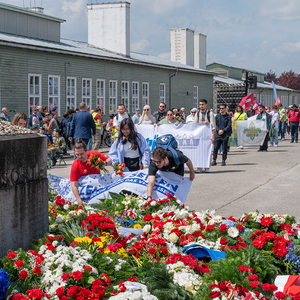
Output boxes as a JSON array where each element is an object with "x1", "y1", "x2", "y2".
[{"x1": 48, "y1": 137, "x2": 300, "y2": 220}]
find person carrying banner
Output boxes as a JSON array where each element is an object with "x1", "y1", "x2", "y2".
[
  {"x1": 194, "y1": 99, "x2": 215, "y2": 173},
  {"x1": 146, "y1": 147, "x2": 195, "y2": 200},
  {"x1": 257, "y1": 103, "x2": 271, "y2": 152},
  {"x1": 70, "y1": 138, "x2": 112, "y2": 204},
  {"x1": 234, "y1": 105, "x2": 248, "y2": 149},
  {"x1": 109, "y1": 118, "x2": 151, "y2": 172},
  {"x1": 212, "y1": 104, "x2": 232, "y2": 166}
]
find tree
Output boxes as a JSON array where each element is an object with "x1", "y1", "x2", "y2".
[
  {"x1": 264, "y1": 70, "x2": 277, "y2": 83},
  {"x1": 276, "y1": 70, "x2": 300, "y2": 91}
]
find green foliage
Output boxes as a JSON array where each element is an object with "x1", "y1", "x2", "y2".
[{"x1": 59, "y1": 220, "x2": 88, "y2": 245}]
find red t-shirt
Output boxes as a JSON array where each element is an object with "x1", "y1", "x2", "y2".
[
  {"x1": 288, "y1": 110, "x2": 300, "y2": 123},
  {"x1": 70, "y1": 150, "x2": 108, "y2": 182}
]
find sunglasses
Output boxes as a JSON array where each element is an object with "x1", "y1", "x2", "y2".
[
  {"x1": 167, "y1": 114, "x2": 173, "y2": 116},
  {"x1": 144, "y1": 109, "x2": 150, "y2": 111},
  {"x1": 153, "y1": 159, "x2": 163, "y2": 164},
  {"x1": 191, "y1": 112, "x2": 196, "y2": 114},
  {"x1": 220, "y1": 108, "x2": 225, "y2": 110}
]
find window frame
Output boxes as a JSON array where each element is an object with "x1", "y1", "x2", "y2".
[
  {"x1": 109, "y1": 80, "x2": 118, "y2": 114},
  {"x1": 142, "y1": 82, "x2": 149, "y2": 106},
  {"x1": 28, "y1": 73, "x2": 42, "y2": 115},
  {"x1": 121, "y1": 81, "x2": 130, "y2": 111},
  {"x1": 48, "y1": 75, "x2": 60, "y2": 115},
  {"x1": 193, "y1": 85, "x2": 198, "y2": 108},
  {"x1": 159, "y1": 83, "x2": 166, "y2": 103},
  {"x1": 132, "y1": 81, "x2": 139, "y2": 113},
  {"x1": 66, "y1": 76, "x2": 77, "y2": 111},
  {"x1": 82, "y1": 78, "x2": 92, "y2": 110},
  {"x1": 96, "y1": 79, "x2": 105, "y2": 114}
]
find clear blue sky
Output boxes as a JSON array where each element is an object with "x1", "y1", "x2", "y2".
[{"x1": 4, "y1": 0, "x2": 300, "y2": 75}]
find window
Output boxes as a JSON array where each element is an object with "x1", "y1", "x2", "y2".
[
  {"x1": 96, "y1": 79, "x2": 105, "y2": 113},
  {"x1": 28, "y1": 74, "x2": 41, "y2": 114},
  {"x1": 48, "y1": 75, "x2": 60, "y2": 115},
  {"x1": 160, "y1": 83, "x2": 166, "y2": 103},
  {"x1": 82, "y1": 78, "x2": 92, "y2": 109},
  {"x1": 132, "y1": 81, "x2": 139, "y2": 113},
  {"x1": 193, "y1": 86, "x2": 198, "y2": 108},
  {"x1": 66, "y1": 77, "x2": 76, "y2": 111},
  {"x1": 121, "y1": 81, "x2": 129, "y2": 111},
  {"x1": 142, "y1": 82, "x2": 149, "y2": 106},
  {"x1": 109, "y1": 80, "x2": 117, "y2": 113}
]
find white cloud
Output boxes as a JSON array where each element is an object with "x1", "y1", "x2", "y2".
[
  {"x1": 230, "y1": 53, "x2": 237, "y2": 58},
  {"x1": 61, "y1": 0, "x2": 86, "y2": 21},
  {"x1": 282, "y1": 42, "x2": 300, "y2": 52},
  {"x1": 158, "y1": 52, "x2": 171, "y2": 60},
  {"x1": 131, "y1": 39, "x2": 150, "y2": 52}
]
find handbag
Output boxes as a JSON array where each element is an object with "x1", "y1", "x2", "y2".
[{"x1": 124, "y1": 157, "x2": 140, "y2": 172}]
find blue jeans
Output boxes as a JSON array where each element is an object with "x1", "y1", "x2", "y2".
[
  {"x1": 290, "y1": 122, "x2": 299, "y2": 142},
  {"x1": 73, "y1": 138, "x2": 90, "y2": 159},
  {"x1": 280, "y1": 121, "x2": 286, "y2": 139},
  {"x1": 270, "y1": 129, "x2": 278, "y2": 146}
]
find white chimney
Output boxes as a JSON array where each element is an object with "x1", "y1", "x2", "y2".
[
  {"x1": 87, "y1": 1, "x2": 130, "y2": 57},
  {"x1": 170, "y1": 28, "x2": 194, "y2": 66},
  {"x1": 194, "y1": 33, "x2": 206, "y2": 69}
]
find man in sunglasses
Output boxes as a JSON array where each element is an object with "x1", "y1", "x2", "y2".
[
  {"x1": 153, "y1": 102, "x2": 167, "y2": 123},
  {"x1": 211, "y1": 104, "x2": 232, "y2": 166},
  {"x1": 146, "y1": 147, "x2": 195, "y2": 200}
]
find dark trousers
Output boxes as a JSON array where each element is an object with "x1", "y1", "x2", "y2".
[
  {"x1": 290, "y1": 122, "x2": 299, "y2": 142},
  {"x1": 259, "y1": 132, "x2": 269, "y2": 151},
  {"x1": 213, "y1": 136, "x2": 229, "y2": 161}
]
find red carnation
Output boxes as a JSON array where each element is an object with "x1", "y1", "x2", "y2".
[
  {"x1": 206, "y1": 224, "x2": 215, "y2": 231},
  {"x1": 149, "y1": 248, "x2": 156, "y2": 255},
  {"x1": 250, "y1": 280, "x2": 260, "y2": 288},
  {"x1": 237, "y1": 224, "x2": 244, "y2": 231},
  {"x1": 47, "y1": 236, "x2": 55, "y2": 241},
  {"x1": 14, "y1": 260, "x2": 24, "y2": 268},
  {"x1": 19, "y1": 270, "x2": 28, "y2": 279},
  {"x1": 72, "y1": 271, "x2": 83, "y2": 280},
  {"x1": 238, "y1": 265, "x2": 247, "y2": 271},
  {"x1": 161, "y1": 246, "x2": 168, "y2": 255},
  {"x1": 56, "y1": 287, "x2": 65, "y2": 299},
  {"x1": 274, "y1": 291, "x2": 286, "y2": 299},
  {"x1": 33, "y1": 265, "x2": 41, "y2": 274},
  {"x1": 62, "y1": 272, "x2": 71, "y2": 281},
  {"x1": 219, "y1": 224, "x2": 227, "y2": 231},
  {"x1": 7, "y1": 251, "x2": 17, "y2": 259},
  {"x1": 247, "y1": 274, "x2": 258, "y2": 281},
  {"x1": 220, "y1": 237, "x2": 228, "y2": 245},
  {"x1": 143, "y1": 214, "x2": 153, "y2": 222},
  {"x1": 253, "y1": 236, "x2": 266, "y2": 249},
  {"x1": 261, "y1": 283, "x2": 278, "y2": 291}
]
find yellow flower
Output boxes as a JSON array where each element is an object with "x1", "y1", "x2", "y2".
[
  {"x1": 134, "y1": 224, "x2": 142, "y2": 229},
  {"x1": 74, "y1": 237, "x2": 92, "y2": 244}
]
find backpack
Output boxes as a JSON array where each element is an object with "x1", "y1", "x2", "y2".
[
  {"x1": 155, "y1": 134, "x2": 180, "y2": 165},
  {"x1": 197, "y1": 110, "x2": 210, "y2": 123}
]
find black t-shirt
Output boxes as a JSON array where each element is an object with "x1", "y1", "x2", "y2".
[{"x1": 149, "y1": 150, "x2": 188, "y2": 176}]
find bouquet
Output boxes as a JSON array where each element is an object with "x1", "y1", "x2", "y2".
[
  {"x1": 113, "y1": 162, "x2": 126, "y2": 177},
  {"x1": 87, "y1": 154, "x2": 109, "y2": 173}
]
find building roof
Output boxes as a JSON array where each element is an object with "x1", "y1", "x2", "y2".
[
  {"x1": 0, "y1": 2, "x2": 65, "y2": 23},
  {"x1": 207, "y1": 62, "x2": 265, "y2": 76},
  {"x1": 0, "y1": 32, "x2": 216, "y2": 76},
  {"x1": 215, "y1": 75, "x2": 296, "y2": 92}
]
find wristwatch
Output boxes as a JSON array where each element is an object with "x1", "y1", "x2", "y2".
[{"x1": 147, "y1": 196, "x2": 152, "y2": 199}]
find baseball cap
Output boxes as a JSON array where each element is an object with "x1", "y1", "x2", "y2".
[{"x1": 54, "y1": 128, "x2": 61, "y2": 132}]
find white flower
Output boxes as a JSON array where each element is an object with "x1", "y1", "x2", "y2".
[
  {"x1": 143, "y1": 224, "x2": 151, "y2": 234},
  {"x1": 227, "y1": 227, "x2": 239, "y2": 238},
  {"x1": 150, "y1": 201, "x2": 157, "y2": 206},
  {"x1": 168, "y1": 232, "x2": 179, "y2": 243},
  {"x1": 63, "y1": 204, "x2": 69, "y2": 210},
  {"x1": 55, "y1": 216, "x2": 62, "y2": 224}
]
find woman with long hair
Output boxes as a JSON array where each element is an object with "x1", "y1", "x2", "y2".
[
  {"x1": 12, "y1": 112, "x2": 28, "y2": 128},
  {"x1": 158, "y1": 110, "x2": 180, "y2": 125},
  {"x1": 109, "y1": 118, "x2": 150, "y2": 172},
  {"x1": 138, "y1": 105, "x2": 156, "y2": 125}
]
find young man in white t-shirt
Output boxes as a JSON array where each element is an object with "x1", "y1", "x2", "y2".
[
  {"x1": 270, "y1": 105, "x2": 279, "y2": 147},
  {"x1": 113, "y1": 104, "x2": 129, "y2": 132}
]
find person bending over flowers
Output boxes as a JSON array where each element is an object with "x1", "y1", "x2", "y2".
[
  {"x1": 109, "y1": 118, "x2": 150, "y2": 172},
  {"x1": 70, "y1": 138, "x2": 112, "y2": 204}
]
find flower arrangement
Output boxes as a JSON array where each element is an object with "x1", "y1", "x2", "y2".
[
  {"x1": 113, "y1": 162, "x2": 126, "y2": 177},
  {"x1": 87, "y1": 153, "x2": 108, "y2": 173}
]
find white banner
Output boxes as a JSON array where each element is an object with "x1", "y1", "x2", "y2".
[
  {"x1": 48, "y1": 169, "x2": 192, "y2": 204},
  {"x1": 136, "y1": 124, "x2": 212, "y2": 168},
  {"x1": 237, "y1": 119, "x2": 266, "y2": 146}
]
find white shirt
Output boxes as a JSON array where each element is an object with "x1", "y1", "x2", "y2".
[
  {"x1": 270, "y1": 111, "x2": 279, "y2": 129},
  {"x1": 123, "y1": 140, "x2": 140, "y2": 158},
  {"x1": 186, "y1": 114, "x2": 195, "y2": 123},
  {"x1": 113, "y1": 113, "x2": 129, "y2": 128}
]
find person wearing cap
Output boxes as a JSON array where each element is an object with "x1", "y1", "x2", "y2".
[
  {"x1": 287, "y1": 104, "x2": 300, "y2": 143},
  {"x1": 257, "y1": 103, "x2": 271, "y2": 152},
  {"x1": 132, "y1": 108, "x2": 141, "y2": 124},
  {"x1": 30, "y1": 124, "x2": 39, "y2": 133},
  {"x1": 47, "y1": 128, "x2": 66, "y2": 166},
  {"x1": 186, "y1": 108, "x2": 197, "y2": 123}
]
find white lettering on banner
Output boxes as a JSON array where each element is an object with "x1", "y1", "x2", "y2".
[
  {"x1": 237, "y1": 120, "x2": 266, "y2": 146},
  {"x1": 136, "y1": 124, "x2": 212, "y2": 168},
  {"x1": 48, "y1": 169, "x2": 192, "y2": 204}
]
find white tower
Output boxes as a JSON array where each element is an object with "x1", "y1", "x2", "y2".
[
  {"x1": 170, "y1": 28, "x2": 194, "y2": 66},
  {"x1": 194, "y1": 33, "x2": 206, "y2": 70},
  {"x1": 87, "y1": 1, "x2": 130, "y2": 57}
]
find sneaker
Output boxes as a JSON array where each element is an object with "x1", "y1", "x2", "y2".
[
  {"x1": 282, "y1": 138, "x2": 285, "y2": 141},
  {"x1": 296, "y1": 141, "x2": 298, "y2": 143},
  {"x1": 204, "y1": 168, "x2": 210, "y2": 173},
  {"x1": 195, "y1": 168, "x2": 202, "y2": 173},
  {"x1": 274, "y1": 145, "x2": 278, "y2": 147},
  {"x1": 269, "y1": 144, "x2": 273, "y2": 147},
  {"x1": 211, "y1": 161, "x2": 217, "y2": 166},
  {"x1": 239, "y1": 146, "x2": 243, "y2": 149},
  {"x1": 290, "y1": 141, "x2": 294, "y2": 143},
  {"x1": 221, "y1": 160, "x2": 226, "y2": 166}
]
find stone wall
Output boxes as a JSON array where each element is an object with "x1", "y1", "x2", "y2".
[{"x1": 0, "y1": 134, "x2": 48, "y2": 257}]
